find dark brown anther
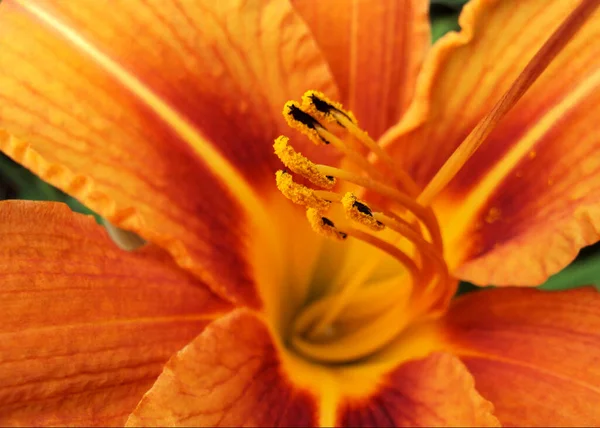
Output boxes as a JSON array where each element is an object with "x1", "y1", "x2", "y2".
[
  {"x1": 309, "y1": 93, "x2": 354, "y2": 126},
  {"x1": 322, "y1": 217, "x2": 335, "y2": 227},
  {"x1": 353, "y1": 200, "x2": 373, "y2": 217},
  {"x1": 287, "y1": 105, "x2": 330, "y2": 144}
]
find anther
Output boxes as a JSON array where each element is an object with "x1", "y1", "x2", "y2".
[
  {"x1": 301, "y1": 90, "x2": 357, "y2": 127},
  {"x1": 273, "y1": 136, "x2": 336, "y2": 189},
  {"x1": 341, "y1": 193, "x2": 385, "y2": 231},
  {"x1": 283, "y1": 101, "x2": 329, "y2": 145},
  {"x1": 275, "y1": 170, "x2": 331, "y2": 212},
  {"x1": 306, "y1": 208, "x2": 348, "y2": 241}
]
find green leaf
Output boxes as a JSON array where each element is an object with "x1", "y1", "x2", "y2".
[
  {"x1": 431, "y1": 12, "x2": 461, "y2": 42},
  {"x1": 455, "y1": 281, "x2": 488, "y2": 296},
  {"x1": 456, "y1": 252, "x2": 600, "y2": 298},
  {"x1": 538, "y1": 252, "x2": 600, "y2": 292},
  {"x1": 430, "y1": 0, "x2": 468, "y2": 7},
  {"x1": 0, "y1": 154, "x2": 101, "y2": 222}
]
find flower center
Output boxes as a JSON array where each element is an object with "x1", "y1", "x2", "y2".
[
  {"x1": 272, "y1": 0, "x2": 598, "y2": 361},
  {"x1": 273, "y1": 91, "x2": 454, "y2": 363}
]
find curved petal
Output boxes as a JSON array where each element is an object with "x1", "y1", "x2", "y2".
[
  {"x1": 126, "y1": 307, "x2": 498, "y2": 427},
  {"x1": 336, "y1": 353, "x2": 499, "y2": 427},
  {"x1": 0, "y1": 0, "x2": 338, "y2": 306},
  {"x1": 0, "y1": 200, "x2": 232, "y2": 426},
  {"x1": 126, "y1": 309, "x2": 320, "y2": 427},
  {"x1": 379, "y1": 0, "x2": 600, "y2": 285},
  {"x1": 443, "y1": 287, "x2": 600, "y2": 426},
  {"x1": 292, "y1": 0, "x2": 430, "y2": 138}
]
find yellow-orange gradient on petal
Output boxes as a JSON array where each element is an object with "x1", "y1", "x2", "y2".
[
  {"x1": 127, "y1": 310, "x2": 499, "y2": 427},
  {"x1": 380, "y1": 0, "x2": 600, "y2": 286},
  {"x1": 292, "y1": 0, "x2": 430, "y2": 139},
  {"x1": 443, "y1": 287, "x2": 600, "y2": 426},
  {"x1": 126, "y1": 310, "x2": 320, "y2": 427},
  {"x1": 0, "y1": 200, "x2": 231, "y2": 426},
  {"x1": 0, "y1": 0, "x2": 339, "y2": 308},
  {"x1": 2, "y1": 0, "x2": 600, "y2": 426}
]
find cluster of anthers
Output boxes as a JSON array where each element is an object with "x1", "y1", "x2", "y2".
[{"x1": 274, "y1": 91, "x2": 454, "y2": 363}]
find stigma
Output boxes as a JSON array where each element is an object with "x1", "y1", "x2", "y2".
[{"x1": 273, "y1": 91, "x2": 451, "y2": 363}]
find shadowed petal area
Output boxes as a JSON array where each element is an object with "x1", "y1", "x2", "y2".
[
  {"x1": 379, "y1": 0, "x2": 600, "y2": 285},
  {"x1": 292, "y1": 0, "x2": 430, "y2": 139},
  {"x1": 336, "y1": 353, "x2": 499, "y2": 427},
  {"x1": 0, "y1": 0, "x2": 338, "y2": 307},
  {"x1": 444, "y1": 287, "x2": 600, "y2": 426},
  {"x1": 0, "y1": 200, "x2": 232, "y2": 426},
  {"x1": 126, "y1": 310, "x2": 319, "y2": 427}
]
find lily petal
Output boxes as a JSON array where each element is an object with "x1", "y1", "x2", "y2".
[
  {"x1": 0, "y1": 200, "x2": 231, "y2": 426},
  {"x1": 292, "y1": 0, "x2": 430, "y2": 138},
  {"x1": 126, "y1": 309, "x2": 319, "y2": 427},
  {"x1": 380, "y1": 0, "x2": 600, "y2": 285},
  {"x1": 126, "y1": 307, "x2": 498, "y2": 427},
  {"x1": 336, "y1": 353, "x2": 499, "y2": 427},
  {"x1": 0, "y1": 0, "x2": 338, "y2": 306},
  {"x1": 443, "y1": 287, "x2": 600, "y2": 426}
]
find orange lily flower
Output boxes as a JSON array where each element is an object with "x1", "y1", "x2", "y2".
[{"x1": 1, "y1": 0, "x2": 600, "y2": 426}]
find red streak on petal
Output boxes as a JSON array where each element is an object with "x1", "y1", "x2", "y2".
[{"x1": 418, "y1": 0, "x2": 600, "y2": 205}]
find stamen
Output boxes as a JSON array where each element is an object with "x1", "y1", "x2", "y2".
[
  {"x1": 283, "y1": 101, "x2": 329, "y2": 145},
  {"x1": 316, "y1": 164, "x2": 443, "y2": 248},
  {"x1": 301, "y1": 191, "x2": 448, "y2": 344},
  {"x1": 372, "y1": 213, "x2": 449, "y2": 296},
  {"x1": 292, "y1": 295, "x2": 414, "y2": 363},
  {"x1": 417, "y1": 0, "x2": 600, "y2": 206},
  {"x1": 272, "y1": 0, "x2": 595, "y2": 365},
  {"x1": 283, "y1": 99, "x2": 389, "y2": 181},
  {"x1": 313, "y1": 125, "x2": 386, "y2": 181},
  {"x1": 372, "y1": 213, "x2": 446, "y2": 270},
  {"x1": 301, "y1": 90, "x2": 358, "y2": 127},
  {"x1": 304, "y1": 90, "x2": 420, "y2": 195},
  {"x1": 341, "y1": 193, "x2": 385, "y2": 232},
  {"x1": 296, "y1": 239, "x2": 421, "y2": 341},
  {"x1": 306, "y1": 208, "x2": 348, "y2": 241},
  {"x1": 275, "y1": 170, "x2": 331, "y2": 212},
  {"x1": 274, "y1": 90, "x2": 451, "y2": 363},
  {"x1": 273, "y1": 136, "x2": 336, "y2": 189}
]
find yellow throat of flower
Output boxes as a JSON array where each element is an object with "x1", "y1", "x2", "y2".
[
  {"x1": 272, "y1": 0, "x2": 599, "y2": 365},
  {"x1": 273, "y1": 91, "x2": 453, "y2": 364}
]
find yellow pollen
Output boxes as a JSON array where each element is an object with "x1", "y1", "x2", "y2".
[
  {"x1": 340, "y1": 193, "x2": 385, "y2": 232},
  {"x1": 274, "y1": 93, "x2": 453, "y2": 363},
  {"x1": 272, "y1": 0, "x2": 599, "y2": 364},
  {"x1": 282, "y1": 101, "x2": 328, "y2": 146},
  {"x1": 273, "y1": 136, "x2": 336, "y2": 189},
  {"x1": 275, "y1": 170, "x2": 331, "y2": 212},
  {"x1": 306, "y1": 208, "x2": 348, "y2": 241},
  {"x1": 301, "y1": 90, "x2": 358, "y2": 127},
  {"x1": 274, "y1": 105, "x2": 449, "y2": 363},
  {"x1": 303, "y1": 90, "x2": 419, "y2": 195}
]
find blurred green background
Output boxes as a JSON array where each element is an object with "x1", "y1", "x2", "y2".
[{"x1": 0, "y1": 0, "x2": 598, "y2": 293}]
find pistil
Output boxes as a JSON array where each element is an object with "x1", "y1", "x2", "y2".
[
  {"x1": 418, "y1": 0, "x2": 600, "y2": 206},
  {"x1": 273, "y1": 0, "x2": 598, "y2": 363}
]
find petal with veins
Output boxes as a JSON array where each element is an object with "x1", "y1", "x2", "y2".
[
  {"x1": 293, "y1": 0, "x2": 430, "y2": 139},
  {"x1": 0, "y1": 200, "x2": 232, "y2": 426},
  {"x1": 0, "y1": 0, "x2": 338, "y2": 306},
  {"x1": 126, "y1": 310, "x2": 319, "y2": 427},
  {"x1": 380, "y1": 0, "x2": 600, "y2": 285},
  {"x1": 126, "y1": 308, "x2": 499, "y2": 427},
  {"x1": 443, "y1": 287, "x2": 600, "y2": 426},
  {"x1": 337, "y1": 353, "x2": 499, "y2": 427}
]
